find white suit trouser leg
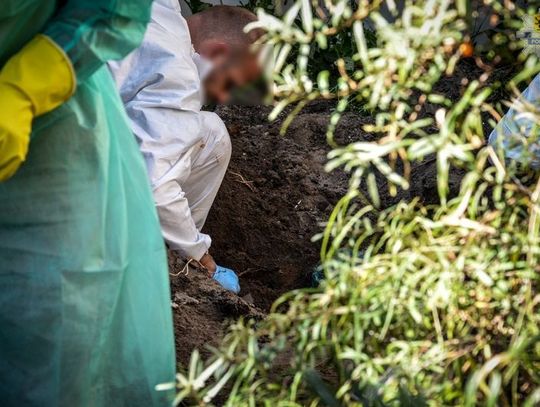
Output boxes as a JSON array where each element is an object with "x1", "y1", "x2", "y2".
[{"x1": 183, "y1": 111, "x2": 232, "y2": 230}]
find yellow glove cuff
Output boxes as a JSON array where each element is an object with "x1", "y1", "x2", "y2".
[
  {"x1": 0, "y1": 34, "x2": 76, "y2": 181},
  {"x1": 1, "y1": 34, "x2": 76, "y2": 116}
]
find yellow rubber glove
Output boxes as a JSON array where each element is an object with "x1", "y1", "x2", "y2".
[{"x1": 0, "y1": 34, "x2": 76, "y2": 181}]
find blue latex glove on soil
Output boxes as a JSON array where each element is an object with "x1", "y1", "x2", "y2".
[{"x1": 213, "y1": 265, "x2": 240, "y2": 294}]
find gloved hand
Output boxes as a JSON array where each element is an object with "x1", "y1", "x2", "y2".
[
  {"x1": 213, "y1": 265, "x2": 240, "y2": 294},
  {"x1": 0, "y1": 34, "x2": 76, "y2": 181}
]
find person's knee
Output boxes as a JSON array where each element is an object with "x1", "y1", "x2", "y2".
[{"x1": 201, "y1": 112, "x2": 231, "y2": 164}]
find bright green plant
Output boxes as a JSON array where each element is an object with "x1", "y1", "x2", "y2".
[{"x1": 166, "y1": 1, "x2": 540, "y2": 405}]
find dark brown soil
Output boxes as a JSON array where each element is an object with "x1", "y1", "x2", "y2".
[
  {"x1": 168, "y1": 101, "x2": 464, "y2": 367},
  {"x1": 169, "y1": 103, "x2": 354, "y2": 366}
]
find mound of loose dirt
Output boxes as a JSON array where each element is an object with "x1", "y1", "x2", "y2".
[
  {"x1": 169, "y1": 101, "x2": 464, "y2": 366},
  {"x1": 169, "y1": 103, "x2": 354, "y2": 365}
]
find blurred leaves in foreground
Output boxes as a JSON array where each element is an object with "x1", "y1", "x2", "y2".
[{"x1": 170, "y1": 1, "x2": 540, "y2": 405}]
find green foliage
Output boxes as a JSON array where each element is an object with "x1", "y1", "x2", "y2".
[
  {"x1": 183, "y1": 0, "x2": 212, "y2": 14},
  {"x1": 183, "y1": 0, "x2": 276, "y2": 15},
  {"x1": 171, "y1": 0, "x2": 540, "y2": 405}
]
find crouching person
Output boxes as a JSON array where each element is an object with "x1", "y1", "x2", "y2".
[{"x1": 109, "y1": 0, "x2": 263, "y2": 293}]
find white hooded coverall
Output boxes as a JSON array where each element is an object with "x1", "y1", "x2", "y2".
[{"x1": 108, "y1": 0, "x2": 231, "y2": 260}]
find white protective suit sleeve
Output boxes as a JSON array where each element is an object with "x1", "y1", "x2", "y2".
[
  {"x1": 109, "y1": 0, "x2": 213, "y2": 260},
  {"x1": 488, "y1": 73, "x2": 540, "y2": 169}
]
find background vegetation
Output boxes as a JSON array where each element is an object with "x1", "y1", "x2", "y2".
[{"x1": 168, "y1": 0, "x2": 540, "y2": 405}]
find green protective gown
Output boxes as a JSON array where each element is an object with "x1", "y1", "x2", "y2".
[{"x1": 0, "y1": 1, "x2": 176, "y2": 406}]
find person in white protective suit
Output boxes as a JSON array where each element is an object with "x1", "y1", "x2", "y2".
[
  {"x1": 488, "y1": 73, "x2": 540, "y2": 169},
  {"x1": 109, "y1": 1, "x2": 263, "y2": 293}
]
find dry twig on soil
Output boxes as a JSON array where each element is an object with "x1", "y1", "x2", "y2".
[{"x1": 229, "y1": 170, "x2": 257, "y2": 192}]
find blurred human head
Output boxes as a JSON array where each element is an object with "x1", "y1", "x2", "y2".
[{"x1": 187, "y1": 6, "x2": 264, "y2": 104}]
